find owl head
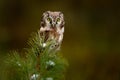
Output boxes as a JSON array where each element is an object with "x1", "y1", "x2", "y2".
[{"x1": 41, "y1": 11, "x2": 65, "y2": 31}]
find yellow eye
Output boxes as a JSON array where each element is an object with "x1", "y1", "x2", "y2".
[
  {"x1": 47, "y1": 18, "x2": 51, "y2": 22},
  {"x1": 57, "y1": 18, "x2": 60, "y2": 22}
]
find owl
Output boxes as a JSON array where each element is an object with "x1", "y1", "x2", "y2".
[{"x1": 39, "y1": 11, "x2": 65, "y2": 50}]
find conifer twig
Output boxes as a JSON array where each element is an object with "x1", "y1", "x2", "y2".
[{"x1": 5, "y1": 31, "x2": 68, "y2": 80}]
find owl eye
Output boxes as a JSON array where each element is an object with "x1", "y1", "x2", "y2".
[
  {"x1": 47, "y1": 18, "x2": 52, "y2": 22},
  {"x1": 56, "y1": 18, "x2": 60, "y2": 22}
]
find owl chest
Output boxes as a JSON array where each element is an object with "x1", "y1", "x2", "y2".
[
  {"x1": 40, "y1": 28, "x2": 63, "y2": 44},
  {"x1": 49, "y1": 31, "x2": 60, "y2": 41}
]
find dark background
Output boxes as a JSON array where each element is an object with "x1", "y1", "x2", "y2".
[{"x1": 0, "y1": 0, "x2": 120, "y2": 80}]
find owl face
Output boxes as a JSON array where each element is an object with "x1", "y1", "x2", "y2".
[{"x1": 41, "y1": 11, "x2": 64, "y2": 30}]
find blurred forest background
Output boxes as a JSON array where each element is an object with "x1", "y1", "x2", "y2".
[{"x1": 0, "y1": 0, "x2": 120, "y2": 80}]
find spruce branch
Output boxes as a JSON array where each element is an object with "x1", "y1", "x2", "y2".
[{"x1": 5, "y1": 31, "x2": 68, "y2": 80}]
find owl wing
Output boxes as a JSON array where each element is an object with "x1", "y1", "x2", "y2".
[{"x1": 40, "y1": 30, "x2": 50, "y2": 42}]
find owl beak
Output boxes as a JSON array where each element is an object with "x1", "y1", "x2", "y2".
[{"x1": 52, "y1": 23, "x2": 56, "y2": 27}]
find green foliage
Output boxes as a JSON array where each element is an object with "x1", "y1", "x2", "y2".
[{"x1": 5, "y1": 31, "x2": 68, "y2": 80}]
